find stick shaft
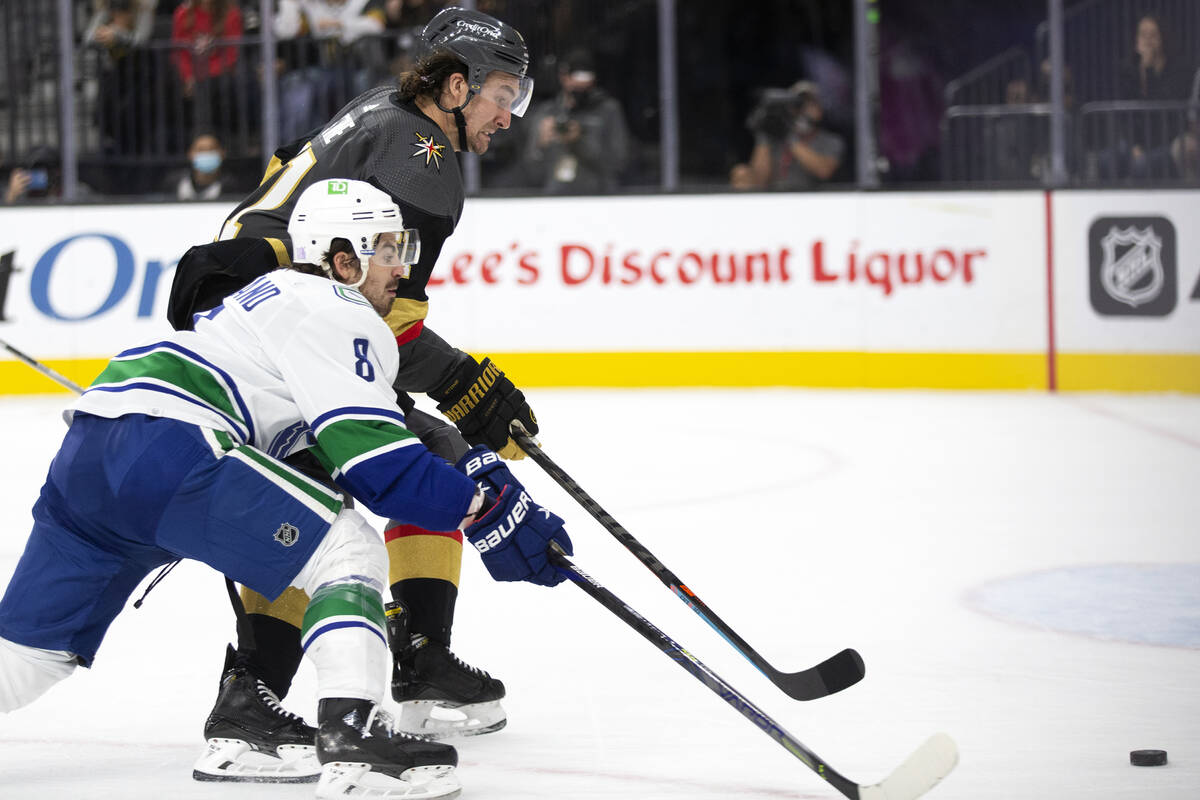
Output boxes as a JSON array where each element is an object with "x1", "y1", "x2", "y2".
[
  {"x1": 551, "y1": 550, "x2": 861, "y2": 799},
  {"x1": 514, "y1": 429, "x2": 863, "y2": 700},
  {"x1": 0, "y1": 337, "x2": 84, "y2": 394}
]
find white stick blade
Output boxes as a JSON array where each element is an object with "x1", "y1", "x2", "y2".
[{"x1": 857, "y1": 733, "x2": 958, "y2": 800}]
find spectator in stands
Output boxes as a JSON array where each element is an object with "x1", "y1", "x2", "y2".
[
  {"x1": 1117, "y1": 14, "x2": 1192, "y2": 101},
  {"x1": 3, "y1": 147, "x2": 91, "y2": 204},
  {"x1": 988, "y1": 77, "x2": 1037, "y2": 181},
  {"x1": 275, "y1": 0, "x2": 388, "y2": 141},
  {"x1": 165, "y1": 132, "x2": 231, "y2": 200},
  {"x1": 171, "y1": 0, "x2": 245, "y2": 142},
  {"x1": 1099, "y1": 13, "x2": 1193, "y2": 180},
  {"x1": 730, "y1": 80, "x2": 844, "y2": 191},
  {"x1": 84, "y1": 0, "x2": 157, "y2": 185},
  {"x1": 84, "y1": 0, "x2": 155, "y2": 53},
  {"x1": 519, "y1": 49, "x2": 630, "y2": 194}
]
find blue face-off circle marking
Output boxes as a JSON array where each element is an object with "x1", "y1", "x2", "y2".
[{"x1": 967, "y1": 563, "x2": 1200, "y2": 648}]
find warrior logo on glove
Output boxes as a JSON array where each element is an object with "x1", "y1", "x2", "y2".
[{"x1": 431, "y1": 356, "x2": 537, "y2": 460}]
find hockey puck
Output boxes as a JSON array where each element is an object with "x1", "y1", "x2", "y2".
[{"x1": 1130, "y1": 749, "x2": 1167, "y2": 767}]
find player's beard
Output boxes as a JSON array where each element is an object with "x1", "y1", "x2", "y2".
[{"x1": 469, "y1": 129, "x2": 492, "y2": 155}]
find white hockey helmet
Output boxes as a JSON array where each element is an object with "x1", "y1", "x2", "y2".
[{"x1": 288, "y1": 179, "x2": 421, "y2": 287}]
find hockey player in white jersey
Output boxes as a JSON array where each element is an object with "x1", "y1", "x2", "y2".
[{"x1": 0, "y1": 179, "x2": 573, "y2": 800}]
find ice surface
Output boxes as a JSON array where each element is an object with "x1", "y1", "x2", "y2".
[{"x1": 0, "y1": 389, "x2": 1197, "y2": 799}]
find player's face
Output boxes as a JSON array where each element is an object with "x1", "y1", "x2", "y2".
[
  {"x1": 464, "y1": 73, "x2": 523, "y2": 155},
  {"x1": 359, "y1": 232, "x2": 418, "y2": 316}
]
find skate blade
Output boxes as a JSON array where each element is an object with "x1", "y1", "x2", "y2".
[
  {"x1": 192, "y1": 737, "x2": 320, "y2": 783},
  {"x1": 396, "y1": 699, "x2": 506, "y2": 740},
  {"x1": 317, "y1": 762, "x2": 461, "y2": 799}
]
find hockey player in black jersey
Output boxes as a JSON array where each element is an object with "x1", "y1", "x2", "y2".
[{"x1": 174, "y1": 6, "x2": 543, "y2": 783}]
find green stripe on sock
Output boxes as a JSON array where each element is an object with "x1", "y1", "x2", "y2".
[{"x1": 301, "y1": 583, "x2": 387, "y2": 640}]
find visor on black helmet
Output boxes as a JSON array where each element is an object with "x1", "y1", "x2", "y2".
[
  {"x1": 421, "y1": 6, "x2": 534, "y2": 116},
  {"x1": 472, "y1": 71, "x2": 534, "y2": 117}
]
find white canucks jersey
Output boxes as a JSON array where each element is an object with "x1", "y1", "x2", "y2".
[{"x1": 73, "y1": 269, "x2": 475, "y2": 531}]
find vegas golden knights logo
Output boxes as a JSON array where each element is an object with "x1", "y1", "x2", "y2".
[{"x1": 274, "y1": 523, "x2": 300, "y2": 547}]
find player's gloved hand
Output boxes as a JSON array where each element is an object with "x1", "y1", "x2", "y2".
[
  {"x1": 430, "y1": 356, "x2": 537, "y2": 460},
  {"x1": 457, "y1": 446, "x2": 572, "y2": 586}
]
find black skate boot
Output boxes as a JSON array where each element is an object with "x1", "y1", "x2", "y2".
[
  {"x1": 192, "y1": 647, "x2": 319, "y2": 783},
  {"x1": 316, "y1": 697, "x2": 460, "y2": 799},
  {"x1": 387, "y1": 600, "x2": 507, "y2": 739}
]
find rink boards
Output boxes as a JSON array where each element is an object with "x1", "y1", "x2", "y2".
[{"x1": 0, "y1": 190, "x2": 1196, "y2": 393}]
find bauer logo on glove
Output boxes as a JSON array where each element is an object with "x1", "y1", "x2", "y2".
[
  {"x1": 463, "y1": 485, "x2": 573, "y2": 587},
  {"x1": 470, "y1": 489, "x2": 536, "y2": 553},
  {"x1": 461, "y1": 448, "x2": 503, "y2": 478}
]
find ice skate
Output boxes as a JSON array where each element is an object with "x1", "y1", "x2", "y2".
[
  {"x1": 316, "y1": 698, "x2": 460, "y2": 800},
  {"x1": 388, "y1": 602, "x2": 507, "y2": 739},
  {"x1": 192, "y1": 656, "x2": 319, "y2": 783}
]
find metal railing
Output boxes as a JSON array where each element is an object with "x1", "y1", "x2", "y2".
[
  {"x1": 941, "y1": 105, "x2": 1054, "y2": 184},
  {"x1": 943, "y1": 47, "x2": 1033, "y2": 108},
  {"x1": 943, "y1": 99, "x2": 1198, "y2": 185},
  {"x1": 1076, "y1": 100, "x2": 1196, "y2": 183},
  {"x1": 0, "y1": 0, "x2": 63, "y2": 164}
]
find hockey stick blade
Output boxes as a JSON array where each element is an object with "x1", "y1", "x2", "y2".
[
  {"x1": 514, "y1": 425, "x2": 864, "y2": 701},
  {"x1": 856, "y1": 733, "x2": 959, "y2": 800},
  {"x1": 549, "y1": 547, "x2": 957, "y2": 800}
]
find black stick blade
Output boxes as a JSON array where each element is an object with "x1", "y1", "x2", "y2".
[{"x1": 774, "y1": 647, "x2": 865, "y2": 701}]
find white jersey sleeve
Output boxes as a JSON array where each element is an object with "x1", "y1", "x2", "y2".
[{"x1": 76, "y1": 269, "x2": 476, "y2": 531}]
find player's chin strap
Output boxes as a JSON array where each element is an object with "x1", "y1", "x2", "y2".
[{"x1": 435, "y1": 91, "x2": 475, "y2": 152}]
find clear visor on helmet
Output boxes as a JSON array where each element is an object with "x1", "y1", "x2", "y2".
[
  {"x1": 363, "y1": 229, "x2": 421, "y2": 269},
  {"x1": 475, "y1": 73, "x2": 535, "y2": 117}
]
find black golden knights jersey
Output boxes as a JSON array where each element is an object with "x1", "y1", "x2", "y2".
[{"x1": 219, "y1": 85, "x2": 466, "y2": 346}]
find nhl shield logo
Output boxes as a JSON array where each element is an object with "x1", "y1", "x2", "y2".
[
  {"x1": 1100, "y1": 225, "x2": 1163, "y2": 307},
  {"x1": 1088, "y1": 216, "x2": 1176, "y2": 317},
  {"x1": 273, "y1": 523, "x2": 300, "y2": 547}
]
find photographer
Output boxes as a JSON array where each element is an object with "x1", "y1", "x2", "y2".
[
  {"x1": 521, "y1": 49, "x2": 630, "y2": 194},
  {"x1": 3, "y1": 146, "x2": 91, "y2": 204},
  {"x1": 732, "y1": 80, "x2": 844, "y2": 191}
]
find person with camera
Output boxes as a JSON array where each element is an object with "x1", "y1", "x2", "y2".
[
  {"x1": 3, "y1": 146, "x2": 92, "y2": 204},
  {"x1": 733, "y1": 80, "x2": 844, "y2": 191},
  {"x1": 521, "y1": 49, "x2": 630, "y2": 194}
]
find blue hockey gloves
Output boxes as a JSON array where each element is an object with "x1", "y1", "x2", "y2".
[{"x1": 457, "y1": 445, "x2": 572, "y2": 586}]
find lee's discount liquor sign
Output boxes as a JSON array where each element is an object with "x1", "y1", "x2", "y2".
[
  {"x1": 428, "y1": 192, "x2": 1046, "y2": 353},
  {"x1": 0, "y1": 192, "x2": 1041, "y2": 357}
]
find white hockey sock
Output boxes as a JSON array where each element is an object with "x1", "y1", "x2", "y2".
[
  {"x1": 0, "y1": 636, "x2": 77, "y2": 712},
  {"x1": 291, "y1": 508, "x2": 389, "y2": 704}
]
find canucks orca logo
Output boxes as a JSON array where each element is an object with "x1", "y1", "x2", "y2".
[{"x1": 274, "y1": 522, "x2": 300, "y2": 547}]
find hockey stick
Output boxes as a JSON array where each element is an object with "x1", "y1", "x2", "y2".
[
  {"x1": 550, "y1": 545, "x2": 958, "y2": 800},
  {"x1": 0, "y1": 336, "x2": 84, "y2": 394},
  {"x1": 512, "y1": 425, "x2": 864, "y2": 701}
]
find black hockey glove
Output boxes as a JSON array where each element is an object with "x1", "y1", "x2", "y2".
[{"x1": 429, "y1": 356, "x2": 537, "y2": 460}]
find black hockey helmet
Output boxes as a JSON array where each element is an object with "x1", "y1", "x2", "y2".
[{"x1": 419, "y1": 6, "x2": 534, "y2": 117}]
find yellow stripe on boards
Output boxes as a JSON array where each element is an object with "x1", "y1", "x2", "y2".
[
  {"x1": 1057, "y1": 353, "x2": 1200, "y2": 393},
  {"x1": 483, "y1": 352, "x2": 1050, "y2": 390},
  {"x1": 1, "y1": 358, "x2": 106, "y2": 394},
  {"x1": 4, "y1": 352, "x2": 1199, "y2": 394}
]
